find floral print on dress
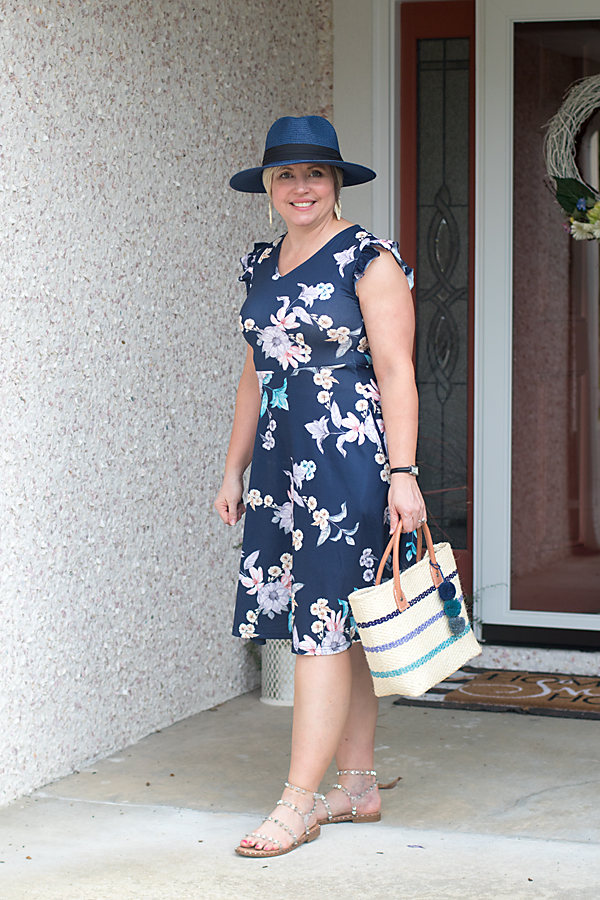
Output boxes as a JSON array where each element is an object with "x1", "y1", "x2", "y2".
[
  {"x1": 333, "y1": 246, "x2": 357, "y2": 277},
  {"x1": 238, "y1": 549, "x2": 304, "y2": 638},
  {"x1": 359, "y1": 547, "x2": 377, "y2": 582},
  {"x1": 293, "y1": 598, "x2": 355, "y2": 656},
  {"x1": 233, "y1": 226, "x2": 416, "y2": 654}
]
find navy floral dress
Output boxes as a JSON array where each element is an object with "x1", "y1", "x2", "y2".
[{"x1": 232, "y1": 225, "x2": 416, "y2": 655}]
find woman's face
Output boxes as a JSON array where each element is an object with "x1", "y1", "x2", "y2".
[{"x1": 270, "y1": 163, "x2": 336, "y2": 229}]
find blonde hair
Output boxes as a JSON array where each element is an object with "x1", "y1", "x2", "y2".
[{"x1": 262, "y1": 165, "x2": 343, "y2": 220}]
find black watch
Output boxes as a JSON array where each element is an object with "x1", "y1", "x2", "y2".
[{"x1": 390, "y1": 465, "x2": 419, "y2": 476}]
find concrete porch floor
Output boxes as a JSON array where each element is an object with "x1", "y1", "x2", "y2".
[{"x1": 0, "y1": 689, "x2": 599, "y2": 900}]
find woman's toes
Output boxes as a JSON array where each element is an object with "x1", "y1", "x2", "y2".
[{"x1": 240, "y1": 835, "x2": 262, "y2": 849}]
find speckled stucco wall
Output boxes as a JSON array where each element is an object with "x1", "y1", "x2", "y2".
[{"x1": 0, "y1": 0, "x2": 332, "y2": 805}]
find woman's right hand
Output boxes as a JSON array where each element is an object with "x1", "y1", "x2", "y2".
[{"x1": 214, "y1": 473, "x2": 246, "y2": 526}]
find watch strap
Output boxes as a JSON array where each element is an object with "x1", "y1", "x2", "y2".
[{"x1": 389, "y1": 465, "x2": 419, "y2": 476}]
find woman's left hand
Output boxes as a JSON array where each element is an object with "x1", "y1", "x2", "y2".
[{"x1": 388, "y1": 474, "x2": 427, "y2": 534}]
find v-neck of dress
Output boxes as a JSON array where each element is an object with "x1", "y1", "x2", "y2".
[{"x1": 273, "y1": 224, "x2": 356, "y2": 279}]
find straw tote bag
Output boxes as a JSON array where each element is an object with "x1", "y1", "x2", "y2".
[{"x1": 350, "y1": 524, "x2": 481, "y2": 698}]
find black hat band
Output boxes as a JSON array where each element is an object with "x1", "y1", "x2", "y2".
[{"x1": 262, "y1": 143, "x2": 344, "y2": 166}]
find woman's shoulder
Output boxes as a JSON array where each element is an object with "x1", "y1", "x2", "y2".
[
  {"x1": 239, "y1": 234, "x2": 284, "y2": 286},
  {"x1": 350, "y1": 227, "x2": 414, "y2": 290}
]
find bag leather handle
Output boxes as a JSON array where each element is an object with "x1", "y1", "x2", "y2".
[{"x1": 374, "y1": 522, "x2": 442, "y2": 613}]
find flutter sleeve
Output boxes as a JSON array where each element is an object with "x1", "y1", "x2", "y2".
[
  {"x1": 239, "y1": 242, "x2": 270, "y2": 295},
  {"x1": 352, "y1": 232, "x2": 414, "y2": 291}
]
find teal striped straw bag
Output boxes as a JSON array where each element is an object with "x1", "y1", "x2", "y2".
[{"x1": 350, "y1": 524, "x2": 481, "y2": 698}]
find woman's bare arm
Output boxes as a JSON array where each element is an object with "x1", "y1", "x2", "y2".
[
  {"x1": 356, "y1": 250, "x2": 426, "y2": 534},
  {"x1": 214, "y1": 344, "x2": 261, "y2": 526}
]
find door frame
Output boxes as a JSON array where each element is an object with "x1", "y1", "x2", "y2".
[
  {"x1": 372, "y1": 0, "x2": 399, "y2": 241},
  {"x1": 474, "y1": 0, "x2": 600, "y2": 634},
  {"x1": 398, "y1": 1, "x2": 476, "y2": 595},
  {"x1": 371, "y1": 0, "x2": 600, "y2": 637}
]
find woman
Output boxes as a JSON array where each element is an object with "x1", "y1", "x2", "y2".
[{"x1": 214, "y1": 116, "x2": 426, "y2": 858}]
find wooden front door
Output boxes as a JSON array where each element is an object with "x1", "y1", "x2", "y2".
[{"x1": 400, "y1": 0, "x2": 476, "y2": 595}]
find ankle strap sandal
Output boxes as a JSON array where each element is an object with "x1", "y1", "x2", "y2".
[
  {"x1": 317, "y1": 769, "x2": 401, "y2": 826},
  {"x1": 235, "y1": 782, "x2": 322, "y2": 858}
]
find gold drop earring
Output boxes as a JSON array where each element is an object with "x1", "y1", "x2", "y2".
[
  {"x1": 334, "y1": 199, "x2": 342, "y2": 221},
  {"x1": 268, "y1": 199, "x2": 273, "y2": 226}
]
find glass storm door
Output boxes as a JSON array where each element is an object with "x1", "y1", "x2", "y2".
[
  {"x1": 476, "y1": 0, "x2": 600, "y2": 646},
  {"x1": 511, "y1": 21, "x2": 600, "y2": 619}
]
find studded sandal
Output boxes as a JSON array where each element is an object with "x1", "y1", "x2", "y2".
[
  {"x1": 235, "y1": 781, "x2": 322, "y2": 858},
  {"x1": 317, "y1": 769, "x2": 401, "y2": 825}
]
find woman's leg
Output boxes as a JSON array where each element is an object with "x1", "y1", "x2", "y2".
[
  {"x1": 317, "y1": 642, "x2": 382, "y2": 819},
  {"x1": 239, "y1": 649, "x2": 353, "y2": 851},
  {"x1": 335, "y1": 642, "x2": 379, "y2": 768}
]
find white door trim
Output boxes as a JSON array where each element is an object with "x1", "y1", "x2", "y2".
[
  {"x1": 474, "y1": 0, "x2": 600, "y2": 633},
  {"x1": 371, "y1": 0, "x2": 397, "y2": 240}
]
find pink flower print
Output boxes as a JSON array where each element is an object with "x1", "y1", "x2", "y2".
[
  {"x1": 364, "y1": 379, "x2": 381, "y2": 403},
  {"x1": 295, "y1": 632, "x2": 322, "y2": 655},
  {"x1": 326, "y1": 609, "x2": 344, "y2": 632},
  {"x1": 239, "y1": 566, "x2": 264, "y2": 595},
  {"x1": 280, "y1": 342, "x2": 309, "y2": 371},
  {"x1": 341, "y1": 411, "x2": 366, "y2": 445},
  {"x1": 320, "y1": 610, "x2": 351, "y2": 654},
  {"x1": 355, "y1": 380, "x2": 380, "y2": 402},
  {"x1": 271, "y1": 300, "x2": 297, "y2": 330},
  {"x1": 280, "y1": 570, "x2": 293, "y2": 589}
]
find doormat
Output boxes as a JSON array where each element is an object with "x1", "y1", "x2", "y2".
[{"x1": 392, "y1": 667, "x2": 600, "y2": 720}]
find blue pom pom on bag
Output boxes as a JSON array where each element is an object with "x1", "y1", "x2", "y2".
[{"x1": 350, "y1": 523, "x2": 481, "y2": 698}]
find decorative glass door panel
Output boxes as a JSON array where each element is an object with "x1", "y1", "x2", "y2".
[
  {"x1": 416, "y1": 37, "x2": 470, "y2": 553},
  {"x1": 400, "y1": 1, "x2": 475, "y2": 593}
]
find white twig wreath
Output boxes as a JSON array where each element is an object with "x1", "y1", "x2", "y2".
[{"x1": 544, "y1": 73, "x2": 600, "y2": 241}]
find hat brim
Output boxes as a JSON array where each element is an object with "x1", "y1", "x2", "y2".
[{"x1": 229, "y1": 159, "x2": 376, "y2": 193}]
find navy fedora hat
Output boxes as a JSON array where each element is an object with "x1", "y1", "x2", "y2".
[{"x1": 230, "y1": 115, "x2": 376, "y2": 193}]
